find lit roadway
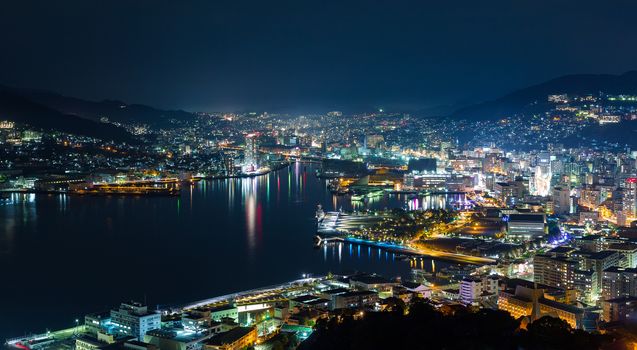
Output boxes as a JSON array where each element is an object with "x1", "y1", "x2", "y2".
[
  {"x1": 318, "y1": 211, "x2": 496, "y2": 265},
  {"x1": 342, "y1": 236, "x2": 496, "y2": 265}
]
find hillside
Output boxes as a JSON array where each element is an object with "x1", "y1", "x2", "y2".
[
  {"x1": 0, "y1": 88, "x2": 135, "y2": 143},
  {"x1": 12, "y1": 89, "x2": 196, "y2": 126},
  {"x1": 450, "y1": 71, "x2": 637, "y2": 120}
]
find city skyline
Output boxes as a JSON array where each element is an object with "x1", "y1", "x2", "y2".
[{"x1": 4, "y1": 2, "x2": 637, "y2": 350}]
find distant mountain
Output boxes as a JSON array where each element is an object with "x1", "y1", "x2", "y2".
[
  {"x1": 450, "y1": 71, "x2": 637, "y2": 120},
  {"x1": 9, "y1": 88, "x2": 196, "y2": 126},
  {"x1": 0, "y1": 87, "x2": 135, "y2": 143}
]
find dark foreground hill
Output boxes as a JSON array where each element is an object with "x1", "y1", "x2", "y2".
[{"x1": 300, "y1": 299, "x2": 619, "y2": 350}]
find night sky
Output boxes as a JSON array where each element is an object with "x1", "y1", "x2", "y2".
[{"x1": 2, "y1": 0, "x2": 636, "y2": 113}]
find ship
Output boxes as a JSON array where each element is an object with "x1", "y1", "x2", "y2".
[
  {"x1": 72, "y1": 185, "x2": 180, "y2": 196},
  {"x1": 351, "y1": 189, "x2": 385, "y2": 202},
  {"x1": 351, "y1": 194, "x2": 365, "y2": 201}
]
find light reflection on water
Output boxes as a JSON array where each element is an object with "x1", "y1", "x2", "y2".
[{"x1": 0, "y1": 163, "x2": 460, "y2": 338}]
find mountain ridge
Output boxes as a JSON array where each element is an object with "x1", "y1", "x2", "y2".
[
  {"x1": 449, "y1": 71, "x2": 637, "y2": 120},
  {"x1": 11, "y1": 87, "x2": 196, "y2": 125},
  {"x1": 0, "y1": 87, "x2": 136, "y2": 143}
]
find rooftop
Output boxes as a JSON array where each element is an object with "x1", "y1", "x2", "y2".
[
  {"x1": 603, "y1": 266, "x2": 637, "y2": 274},
  {"x1": 584, "y1": 250, "x2": 618, "y2": 260},
  {"x1": 206, "y1": 327, "x2": 255, "y2": 346},
  {"x1": 508, "y1": 214, "x2": 545, "y2": 223}
]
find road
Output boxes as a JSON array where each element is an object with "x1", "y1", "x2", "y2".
[{"x1": 321, "y1": 235, "x2": 496, "y2": 265}]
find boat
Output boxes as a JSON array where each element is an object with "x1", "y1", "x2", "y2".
[
  {"x1": 367, "y1": 189, "x2": 385, "y2": 198},
  {"x1": 72, "y1": 185, "x2": 180, "y2": 196},
  {"x1": 354, "y1": 189, "x2": 385, "y2": 201},
  {"x1": 351, "y1": 194, "x2": 365, "y2": 201}
]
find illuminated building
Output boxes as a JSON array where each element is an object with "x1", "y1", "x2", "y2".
[
  {"x1": 533, "y1": 246, "x2": 601, "y2": 301},
  {"x1": 597, "y1": 115, "x2": 621, "y2": 124},
  {"x1": 506, "y1": 213, "x2": 546, "y2": 239},
  {"x1": 622, "y1": 177, "x2": 637, "y2": 218},
  {"x1": 602, "y1": 296, "x2": 637, "y2": 322},
  {"x1": 581, "y1": 251, "x2": 623, "y2": 293},
  {"x1": 0, "y1": 120, "x2": 14, "y2": 128},
  {"x1": 601, "y1": 267, "x2": 637, "y2": 301},
  {"x1": 537, "y1": 298, "x2": 597, "y2": 330},
  {"x1": 459, "y1": 276, "x2": 498, "y2": 305},
  {"x1": 21, "y1": 130, "x2": 42, "y2": 142},
  {"x1": 208, "y1": 305, "x2": 239, "y2": 322},
  {"x1": 181, "y1": 310, "x2": 224, "y2": 334},
  {"x1": 75, "y1": 336, "x2": 107, "y2": 350},
  {"x1": 578, "y1": 211, "x2": 599, "y2": 226},
  {"x1": 85, "y1": 311, "x2": 111, "y2": 336},
  {"x1": 407, "y1": 158, "x2": 437, "y2": 174},
  {"x1": 333, "y1": 290, "x2": 379, "y2": 309},
  {"x1": 608, "y1": 243, "x2": 637, "y2": 268},
  {"x1": 203, "y1": 327, "x2": 257, "y2": 350},
  {"x1": 145, "y1": 328, "x2": 215, "y2": 350},
  {"x1": 494, "y1": 180, "x2": 526, "y2": 207},
  {"x1": 222, "y1": 154, "x2": 236, "y2": 176},
  {"x1": 289, "y1": 295, "x2": 330, "y2": 310},
  {"x1": 531, "y1": 165, "x2": 551, "y2": 196},
  {"x1": 349, "y1": 274, "x2": 395, "y2": 293},
  {"x1": 548, "y1": 94, "x2": 569, "y2": 103},
  {"x1": 364, "y1": 134, "x2": 384, "y2": 149},
  {"x1": 243, "y1": 134, "x2": 259, "y2": 172},
  {"x1": 533, "y1": 247, "x2": 580, "y2": 291},
  {"x1": 110, "y1": 302, "x2": 161, "y2": 340},
  {"x1": 552, "y1": 186, "x2": 571, "y2": 215},
  {"x1": 498, "y1": 279, "x2": 599, "y2": 330}
]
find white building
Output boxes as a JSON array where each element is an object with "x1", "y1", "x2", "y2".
[
  {"x1": 111, "y1": 302, "x2": 161, "y2": 340},
  {"x1": 459, "y1": 276, "x2": 499, "y2": 305}
]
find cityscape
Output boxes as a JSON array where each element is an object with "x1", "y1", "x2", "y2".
[{"x1": 3, "y1": 1, "x2": 637, "y2": 350}]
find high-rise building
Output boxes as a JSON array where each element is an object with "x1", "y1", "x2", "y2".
[
  {"x1": 552, "y1": 186, "x2": 571, "y2": 215},
  {"x1": 531, "y1": 165, "x2": 551, "y2": 196},
  {"x1": 602, "y1": 297, "x2": 637, "y2": 322},
  {"x1": 580, "y1": 251, "x2": 623, "y2": 294},
  {"x1": 622, "y1": 177, "x2": 637, "y2": 218},
  {"x1": 601, "y1": 267, "x2": 637, "y2": 301},
  {"x1": 243, "y1": 133, "x2": 259, "y2": 172},
  {"x1": 608, "y1": 242, "x2": 637, "y2": 268},
  {"x1": 533, "y1": 247, "x2": 580, "y2": 291}
]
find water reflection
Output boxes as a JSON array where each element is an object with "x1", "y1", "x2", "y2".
[
  {"x1": 320, "y1": 242, "x2": 443, "y2": 274},
  {"x1": 406, "y1": 193, "x2": 467, "y2": 211},
  {"x1": 0, "y1": 163, "x2": 455, "y2": 337}
]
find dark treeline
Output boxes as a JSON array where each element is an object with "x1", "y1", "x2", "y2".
[{"x1": 299, "y1": 298, "x2": 628, "y2": 350}]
